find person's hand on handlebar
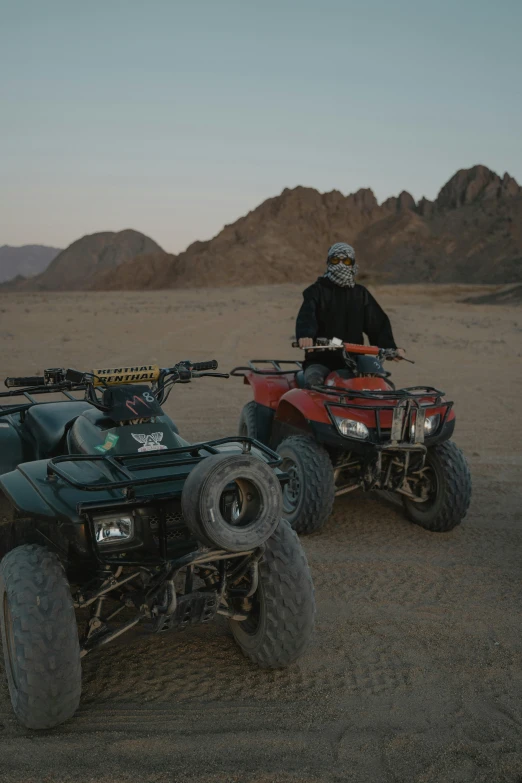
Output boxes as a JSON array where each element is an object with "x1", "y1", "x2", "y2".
[
  {"x1": 393, "y1": 347, "x2": 407, "y2": 363},
  {"x1": 298, "y1": 337, "x2": 314, "y2": 348}
]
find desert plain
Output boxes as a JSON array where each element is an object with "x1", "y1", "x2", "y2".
[{"x1": 0, "y1": 283, "x2": 520, "y2": 783}]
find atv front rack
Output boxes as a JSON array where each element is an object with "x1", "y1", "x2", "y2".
[
  {"x1": 231, "y1": 360, "x2": 302, "y2": 377},
  {"x1": 45, "y1": 437, "x2": 282, "y2": 496},
  {"x1": 319, "y1": 385, "x2": 453, "y2": 443},
  {"x1": 314, "y1": 384, "x2": 446, "y2": 403}
]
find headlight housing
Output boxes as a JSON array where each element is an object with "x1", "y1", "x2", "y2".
[
  {"x1": 334, "y1": 416, "x2": 369, "y2": 440},
  {"x1": 94, "y1": 514, "x2": 134, "y2": 545},
  {"x1": 410, "y1": 413, "x2": 440, "y2": 440}
]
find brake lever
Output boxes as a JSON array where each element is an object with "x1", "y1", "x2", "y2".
[
  {"x1": 381, "y1": 351, "x2": 415, "y2": 364},
  {"x1": 192, "y1": 372, "x2": 230, "y2": 379}
]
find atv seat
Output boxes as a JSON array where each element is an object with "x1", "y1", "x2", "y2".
[{"x1": 25, "y1": 401, "x2": 92, "y2": 459}]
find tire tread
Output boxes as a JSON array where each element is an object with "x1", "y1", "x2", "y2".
[
  {"x1": 238, "y1": 401, "x2": 257, "y2": 438},
  {"x1": 230, "y1": 520, "x2": 315, "y2": 668},
  {"x1": 0, "y1": 544, "x2": 81, "y2": 729},
  {"x1": 278, "y1": 435, "x2": 335, "y2": 534},
  {"x1": 403, "y1": 440, "x2": 472, "y2": 532}
]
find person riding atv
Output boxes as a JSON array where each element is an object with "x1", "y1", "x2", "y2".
[
  {"x1": 296, "y1": 242, "x2": 406, "y2": 386},
  {"x1": 233, "y1": 247, "x2": 471, "y2": 536}
]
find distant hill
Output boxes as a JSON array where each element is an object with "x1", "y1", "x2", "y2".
[
  {"x1": 92, "y1": 251, "x2": 176, "y2": 290},
  {"x1": 91, "y1": 165, "x2": 522, "y2": 290},
  {"x1": 462, "y1": 283, "x2": 522, "y2": 305},
  {"x1": 0, "y1": 245, "x2": 61, "y2": 283},
  {"x1": 5, "y1": 230, "x2": 163, "y2": 291}
]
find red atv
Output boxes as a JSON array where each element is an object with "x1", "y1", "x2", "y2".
[{"x1": 231, "y1": 338, "x2": 471, "y2": 534}]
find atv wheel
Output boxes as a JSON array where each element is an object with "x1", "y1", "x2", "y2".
[
  {"x1": 0, "y1": 544, "x2": 81, "y2": 729},
  {"x1": 402, "y1": 440, "x2": 471, "y2": 532},
  {"x1": 229, "y1": 519, "x2": 315, "y2": 668},
  {"x1": 182, "y1": 453, "x2": 282, "y2": 551},
  {"x1": 238, "y1": 401, "x2": 257, "y2": 439},
  {"x1": 277, "y1": 436, "x2": 335, "y2": 534}
]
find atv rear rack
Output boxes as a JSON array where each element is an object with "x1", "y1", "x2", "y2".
[
  {"x1": 231, "y1": 360, "x2": 302, "y2": 377},
  {"x1": 44, "y1": 436, "x2": 283, "y2": 495},
  {"x1": 0, "y1": 385, "x2": 88, "y2": 417}
]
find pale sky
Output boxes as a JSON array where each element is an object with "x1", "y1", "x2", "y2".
[{"x1": 1, "y1": 0, "x2": 521, "y2": 252}]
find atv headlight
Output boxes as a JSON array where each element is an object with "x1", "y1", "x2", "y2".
[
  {"x1": 94, "y1": 514, "x2": 134, "y2": 544},
  {"x1": 410, "y1": 414, "x2": 440, "y2": 439},
  {"x1": 334, "y1": 416, "x2": 369, "y2": 440},
  {"x1": 424, "y1": 414, "x2": 440, "y2": 435}
]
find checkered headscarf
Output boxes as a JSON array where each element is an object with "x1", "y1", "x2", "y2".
[{"x1": 324, "y1": 243, "x2": 358, "y2": 288}]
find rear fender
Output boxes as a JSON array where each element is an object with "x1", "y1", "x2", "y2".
[{"x1": 243, "y1": 372, "x2": 293, "y2": 409}]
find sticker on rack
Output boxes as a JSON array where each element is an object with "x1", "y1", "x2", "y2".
[
  {"x1": 95, "y1": 433, "x2": 119, "y2": 453},
  {"x1": 131, "y1": 432, "x2": 168, "y2": 452}
]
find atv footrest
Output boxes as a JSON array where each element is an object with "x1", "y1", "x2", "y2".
[{"x1": 157, "y1": 590, "x2": 219, "y2": 632}]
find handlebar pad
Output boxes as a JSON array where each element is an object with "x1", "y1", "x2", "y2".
[
  {"x1": 5, "y1": 376, "x2": 46, "y2": 388},
  {"x1": 344, "y1": 343, "x2": 380, "y2": 356},
  {"x1": 191, "y1": 360, "x2": 218, "y2": 371}
]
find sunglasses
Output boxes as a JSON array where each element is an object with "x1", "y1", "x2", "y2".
[{"x1": 329, "y1": 256, "x2": 355, "y2": 266}]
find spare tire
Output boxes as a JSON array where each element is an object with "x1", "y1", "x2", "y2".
[{"x1": 181, "y1": 453, "x2": 282, "y2": 551}]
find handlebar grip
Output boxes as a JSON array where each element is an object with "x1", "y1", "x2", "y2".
[
  {"x1": 292, "y1": 338, "x2": 329, "y2": 348},
  {"x1": 5, "y1": 376, "x2": 46, "y2": 389},
  {"x1": 191, "y1": 360, "x2": 218, "y2": 372}
]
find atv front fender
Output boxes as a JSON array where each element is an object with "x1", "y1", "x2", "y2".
[
  {"x1": 0, "y1": 465, "x2": 98, "y2": 560},
  {"x1": 0, "y1": 460, "x2": 134, "y2": 525},
  {"x1": 275, "y1": 389, "x2": 331, "y2": 427},
  {"x1": 0, "y1": 469, "x2": 56, "y2": 520},
  {"x1": 270, "y1": 389, "x2": 331, "y2": 446},
  {"x1": 0, "y1": 418, "x2": 27, "y2": 475},
  {"x1": 243, "y1": 371, "x2": 293, "y2": 409}
]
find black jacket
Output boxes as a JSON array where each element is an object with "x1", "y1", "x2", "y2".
[{"x1": 296, "y1": 277, "x2": 397, "y2": 369}]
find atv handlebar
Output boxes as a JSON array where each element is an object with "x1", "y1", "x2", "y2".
[
  {"x1": 291, "y1": 339, "x2": 413, "y2": 363},
  {"x1": 292, "y1": 339, "x2": 380, "y2": 356},
  {"x1": 4, "y1": 359, "x2": 224, "y2": 392}
]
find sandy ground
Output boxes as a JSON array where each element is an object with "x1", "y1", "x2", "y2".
[{"x1": 0, "y1": 283, "x2": 521, "y2": 783}]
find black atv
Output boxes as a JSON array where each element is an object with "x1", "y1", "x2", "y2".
[{"x1": 0, "y1": 360, "x2": 315, "y2": 730}]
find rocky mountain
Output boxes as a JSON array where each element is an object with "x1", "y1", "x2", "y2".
[
  {"x1": 92, "y1": 165, "x2": 522, "y2": 290},
  {"x1": 8, "y1": 165, "x2": 522, "y2": 291},
  {"x1": 0, "y1": 245, "x2": 61, "y2": 283},
  {"x1": 6, "y1": 230, "x2": 163, "y2": 291}
]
